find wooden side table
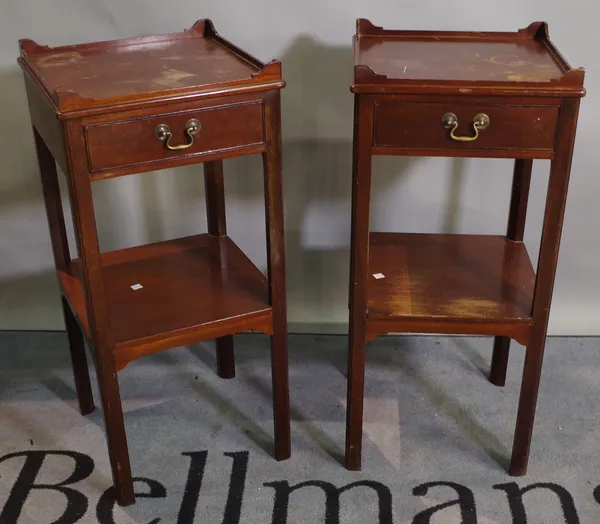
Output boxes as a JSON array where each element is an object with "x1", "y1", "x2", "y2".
[
  {"x1": 18, "y1": 20, "x2": 291, "y2": 506},
  {"x1": 345, "y1": 19, "x2": 585, "y2": 474}
]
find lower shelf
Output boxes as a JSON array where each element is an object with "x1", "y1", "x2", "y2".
[
  {"x1": 59, "y1": 234, "x2": 272, "y2": 369},
  {"x1": 366, "y1": 233, "x2": 535, "y2": 344}
]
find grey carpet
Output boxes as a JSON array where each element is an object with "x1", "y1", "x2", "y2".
[{"x1": 0, "y1": 331, "x2": 599, "y2": 523}]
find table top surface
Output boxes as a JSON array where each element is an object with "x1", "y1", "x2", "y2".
[
  {"x1": 352, "y1": 19, "x2": 585, "y2": 96},
  {"x1": 18, "y1": 20, "x2": 282, "y2": 113},
  {"x1": 358, "y1": 39, "x2": 564, "y2": 83}
]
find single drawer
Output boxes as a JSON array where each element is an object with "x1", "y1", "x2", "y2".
[
  {"x1": 373, "y1": 101, "x2": 558, "y2": 153},
  {"x1": 84, "y1": 101, "x2": 264, "y2": 172}
]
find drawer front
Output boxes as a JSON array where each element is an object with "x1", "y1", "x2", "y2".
[
  {"x1": 373, "y1": 101, "x2": 558, "y2": 152},
  {"x1": 85, "y1": 101, "x2": 264, "y2": 172}
]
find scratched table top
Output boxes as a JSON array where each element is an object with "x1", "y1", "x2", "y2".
[
  {"x1": 352, "y1": 19, "x2": 583, "y2": 95},
  {"x1": 18, "y1": 20, "x2": 270, "y2": 113},
  {"x1": 356, "y1": 39, "x2": 564, "y2": 83}
]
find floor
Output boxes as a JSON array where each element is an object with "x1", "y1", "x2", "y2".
[{"x1": 1, "y1": 331, "x2": 598, "y2": 523}]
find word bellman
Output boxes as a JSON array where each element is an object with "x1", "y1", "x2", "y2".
[{"x1": 0, "y1": 449, "x2": 593, "y2": 523}]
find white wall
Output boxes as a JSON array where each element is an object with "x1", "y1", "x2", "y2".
[{"x1": 0, "y1": 0, "x2": 598, "y2": 335}]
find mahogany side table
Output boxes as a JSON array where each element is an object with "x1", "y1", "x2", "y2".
[
  {"x1": 345, "y1": 19, "x2": 585, "y2": 474},
  {"x1": 18, "y1": 20, "x2": 291, "y2": 506}
]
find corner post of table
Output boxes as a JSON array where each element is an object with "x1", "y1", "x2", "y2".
[
  {"x1": 63, "y1": 119, "x2": 135, "y2": 506},
  {"x1": 204, "y1": 159, "x2": 235, "y2": 379},
  {"x1": 345, "y1": 95, "x2": 374, "y2": 470},
  {"x1": 490, "y1": 159, "x2": 533, "y2": 386},
  {"x1": 262, "y1": 88, "x2": 291, "y2": 461},
  {"x1": 31, "y1": 126, "x2": 95, "y2": 415},
  {"x1": 509, "y1": 98, "x2": 581, "y2": 476}
]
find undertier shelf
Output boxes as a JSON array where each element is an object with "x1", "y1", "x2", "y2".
[
  {"x1": 58, "y1": 234, "x2": 272, "y2": 368},
  {"x1": 366, "y1": 233, "x2": 535, "y2": 343}
]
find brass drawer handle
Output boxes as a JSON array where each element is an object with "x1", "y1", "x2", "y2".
[
  {"x1": 154, "y1": 118, "x2": 201, "y2": 150},
  {"x1": 442, "y1": 113, "x2": 490, "y2": 142}
]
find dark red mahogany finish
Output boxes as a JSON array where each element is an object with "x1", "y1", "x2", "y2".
[
  {"x1": 345, "y1": 18, "x2": 585, "y2": 475},
  {"x1": 18, "y1": 20, "x2": 291, "y2": 506}
]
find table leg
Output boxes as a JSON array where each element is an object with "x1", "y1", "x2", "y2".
[
  {"x1": 33, "y1": 128, "x2": 95, "y2": 415},
  {"x1": 62, "y1": 298, "x2": 95, "y2": 415},
  {"x1": 204, "y1": 159, "x2": 235, "y2": 379},
  {"x1": 64, "y1": 121, "x2": 135, "y2": 505},
  {"x1": 510, "y1": 99, "x2": 580, "y2": 475},
  {"x1": 263, "y1": 90, "x2": 291, "y2": 461},
  {"x1": 345, "y1": 96, "x2": 374, "y2": 471},
  {"x1": 490, "y1": 159, "x2": 532, "y2": 386}
]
